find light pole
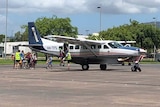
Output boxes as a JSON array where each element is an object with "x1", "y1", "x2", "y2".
[
  {"x1": 97, "y1": 6, "x2": 101, "y2": 37},
  {"x1": 4, "y1": 0, "x2": 8, "y2": 59},
  {"x1": 85, "y1": 30, "x2": 89, "y2": 35},
  {"x1": 153, "y1": 17, "x2": 156, "y2": 61}
]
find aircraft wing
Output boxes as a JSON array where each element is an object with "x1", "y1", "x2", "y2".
[
  {"x1": 45, "y1": 35, "x2": 106, "y2": 57},
  {"x1": 44, "y1": 35, "x2": 106, "y2": 45}
]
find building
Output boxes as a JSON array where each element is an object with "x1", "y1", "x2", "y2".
[
  {"x1": 145, "y1": 21, "x2": 160, "y2": 28},
  {"x1": 0, "y1": 41, "x2": 32, "y2": 57},
  {"x1": 0, "y1": 43, "x2": 3, "y2": 57}
]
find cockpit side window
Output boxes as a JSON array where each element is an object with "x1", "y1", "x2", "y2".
[{"x1": 108, "y1": 42, "x2": 123, "y2": 48}]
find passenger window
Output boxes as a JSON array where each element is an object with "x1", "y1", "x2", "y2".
[
  {"x1": 75, "y1": 45, "x2": 80, "y2": 49},
  {"x1": 91, "y1": 45, "x2": 96, "y2": 49},
  {"x1": 69, "y1": 46, "x2": 74, "y2": 49},
  {"x1": 59, "y1": 46, "x2": 63, "y2": 50},
  {"x1": 104, "y1": 45, "x2": 109, "y2": 49},
  {"x1": 98, "y1": 45, "x2": 101, "y2": 49}
]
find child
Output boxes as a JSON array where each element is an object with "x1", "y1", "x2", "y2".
[
  {"x1": 46, "y1": 55, "x2": 53, "y2": 69},
  {"x1": 32, "y1": 53, "x2": 37, "y2": 69},
  {"x1": 11, "y1": 54, "x2": 15, "y2": 69}
]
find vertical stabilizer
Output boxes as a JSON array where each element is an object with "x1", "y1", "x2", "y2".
[{"x1": 28, "y1": 22, "x2": 43, "y2": 45}]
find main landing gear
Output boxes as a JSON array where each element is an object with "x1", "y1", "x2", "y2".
[
  {"x1": 81, "y1": 64, "x2": 107, "y2": 70},
  {"x1": 100, "y1": 64, "x2": 107, "y2": 70},
  {"x1": 122, "y1": 62, "x2": 131, "y2": 66},
  {"x1": 82, "y1": 64, "x2": 89, "y2": 70}
]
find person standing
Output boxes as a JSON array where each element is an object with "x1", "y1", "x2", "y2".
[
  {"x1": 25, "y1": 52, "x2": 32, "y2": 69},
  {"x1": 63, "y1": 42, "x2": 69, "y2": 55},
  {"x1": 32, "y1": 53, "x2": 37, "y2": 69},
  {"x1": 11, "y1": 54, "x2": 15, "y2": 69},
  {"x1": 20, "y1": 50, "x2": 25, "y2": 69},
  {"x1": 64, "y1": 52, "x2": 72, "y2": 70},
  {"x1": 15, "y1": 50, "x2": 21, "y2": 69},
  {"x1": 59, "y1": 48, "x2": 65, "y2": 66}
]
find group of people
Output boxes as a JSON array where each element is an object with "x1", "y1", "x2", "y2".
[
  {"x1": 59, "y1": 42, "x2": 72, "y2": 70},
  {"x1": 11, "y1": 50, "x2": 37, "y2": 69},
  {"x1": 11, "y1": 43, "x2": 72, "y2": 70}
]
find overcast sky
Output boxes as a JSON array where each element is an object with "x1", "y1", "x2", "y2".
[{"x1": 0, "y1": 0, "x2": 160, "y2": 36}]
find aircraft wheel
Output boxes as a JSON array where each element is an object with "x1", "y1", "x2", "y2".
[
  {"x1": 128, "y1": 63, "x2": 131, "y2": 66},
  {"x1": 82, "y1": 64, "x2": 89, "y2": 70},
  {"x1": 100, "y1": 64, "x2": 107, "y2": 70},
  {"x1": 122, "y1": 62, "x2": 125, "y2": 66}
]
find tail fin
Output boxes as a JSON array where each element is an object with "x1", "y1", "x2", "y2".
[{"x1": 28, "y1": 22, "x2": 43, "y2": 45}]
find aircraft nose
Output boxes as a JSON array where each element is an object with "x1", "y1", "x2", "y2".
[
  {"x1": 139, "y1": 48, "x2": 147, "y2": 53},
  {"x1": 126, "y1": 49, "x2": 139, "y2": 55}
]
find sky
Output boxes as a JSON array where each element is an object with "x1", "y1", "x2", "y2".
[{"x1": 0, "y1": 0, "x2": 160, "y2": 37}]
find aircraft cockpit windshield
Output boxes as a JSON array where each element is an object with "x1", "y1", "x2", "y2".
[{"x1": 108, "y1": 42, "x2": 123, "y2": 48}]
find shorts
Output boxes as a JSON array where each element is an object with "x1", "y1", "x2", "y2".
[
  {"x1": 33, "y1": 60, "x2": 37, "y2": 64},
  {"x1": 48, "y1": 61, "x2": 52, "y2": 65},
  {"x1": 67, "y1": 60, "x2": 71, "y2": 63},
  {"x1": 16, "y1": 60, "x2": 20, "y2": 63}
]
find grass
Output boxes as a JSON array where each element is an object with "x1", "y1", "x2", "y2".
[
  {"x1": 140, "y1": 58, "x2": 160, "y2": 64},
  {"x1": 140, "y1": 61, "x2": 160, "y2": 64},
  {"x1": 0, "y1": 57, "x2": 61, "y2": 65},
  {"x1": 0, "y1": 59, "x2": 14, "y2": 65}
]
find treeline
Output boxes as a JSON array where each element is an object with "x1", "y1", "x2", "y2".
[{"x1": 88, "y1": 20, "x2": 160, "y2": 53}]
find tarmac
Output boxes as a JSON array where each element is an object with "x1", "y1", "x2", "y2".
[{"x1": 0, "y1": 63, "x2": 160, "y2": 107}]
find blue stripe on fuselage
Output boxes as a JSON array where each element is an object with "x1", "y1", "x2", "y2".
[{"x1": 119, "y1": 46, "x2": 140, "y2": 51}]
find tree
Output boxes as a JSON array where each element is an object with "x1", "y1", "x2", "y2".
[
  {"x1": 14, "y1": 31, "x2": 22, "y2": 41},
  {"x1": 35, "y1": 16, "x2": 78, "y2": 37},
  {"x1": 0, "y1": 34, "x2": 5, "y2": 42},
  {"x1": 21, "y1": 25, "x2": 28, "y2": 41}
]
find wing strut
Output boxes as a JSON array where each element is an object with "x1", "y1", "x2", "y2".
[{"x1": 82, "y1": 41, "x2": 98, "y2": 57}]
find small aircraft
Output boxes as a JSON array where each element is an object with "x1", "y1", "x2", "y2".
[{"x1": 28, "y1": 22, "x2": 146, "y2": 70}]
